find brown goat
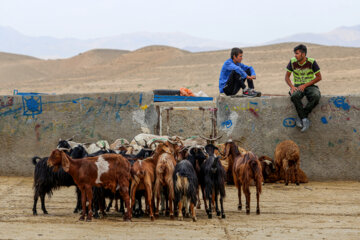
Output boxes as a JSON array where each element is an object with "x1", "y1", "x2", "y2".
[
  {"x1": 130, "y1": 142, "x2": 172, "y2": 221},
  {"x1": 154, "y1": 152, "x2": 176, "y2": 219},
  {"x1": 224, "y1": 142, "x2": 263, "y2": 214},
  {"x1": 274, "y1": 140, "x2": 301, "y2": 186},
  {"x1": 217, "y1": 142, "x2": 247, "y2": 184},
  {"x1": 47, "y1": 149, "x2": 132, "y2": 221}
]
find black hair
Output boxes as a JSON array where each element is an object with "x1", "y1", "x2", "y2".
[
  {"x1": 231, "y1": 48, "x2": 243, "y2": 59},
  {"x1": 294, "y1": 44, "x2": 307, "y2": 55}
]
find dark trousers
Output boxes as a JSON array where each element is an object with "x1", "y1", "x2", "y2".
[
  {"x1": 223, "y1": 70, "x2": 254, "y2": 96},
  {"x1": 290, "y1": 85, "x2": 321, "y2": 119}
]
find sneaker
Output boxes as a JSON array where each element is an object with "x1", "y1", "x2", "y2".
[
  {"x1": 242, "y1": 89, "x2": 257, "y2": 97},
  {"x1": 295, "y1": 117, "x2": 303, "y2": 128},
  {"x1": 249, "y1": 89, "x2": 262, "y2": 97},
  {"x1": 301, "y1": 118, "x2": 310, "y2": 132}
]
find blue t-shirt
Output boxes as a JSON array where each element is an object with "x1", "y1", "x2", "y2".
[{"x1": 218, "y1": 58, "x2": 256, "y2": 93}]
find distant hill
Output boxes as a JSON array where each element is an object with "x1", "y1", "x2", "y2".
[
  {"x1": 0, "y1": 26, "x2": 244, "y2": 59},
  {"x1": 269, "y1": 25, "x2": 360, "y2": 47},
  {"x1": 1, "y1": 42, "x2": 360, "y2": 97}
]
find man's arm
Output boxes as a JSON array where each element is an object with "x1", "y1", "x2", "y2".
[
  {"x1": 241, "y1": 64, "x2": 256, "y2": 80},
  {"x1": 285, "y1": 71, "x2": 297, "y2": 94},
  {"x1": 225, "y1": 61, "x2": 248, "y2": 79}
]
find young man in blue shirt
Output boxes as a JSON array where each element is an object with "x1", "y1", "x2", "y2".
[{"x1": 219, "y1": 48, "x2": 260, "y2": 97}]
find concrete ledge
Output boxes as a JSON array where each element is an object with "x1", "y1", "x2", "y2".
[
  {"x1": 217, "y1": 95, "x2": 360, "y2": 180},
  {"x1": 1, "y1": 92, "x2": 359, "y2": 179}
]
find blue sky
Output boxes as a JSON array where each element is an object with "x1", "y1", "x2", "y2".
[{"x1": 0, "y1": 0, "x2": 359, "y2": 43}]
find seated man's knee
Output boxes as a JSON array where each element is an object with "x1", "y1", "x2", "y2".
[{"x1": 290, "y1": 92, "x2": 302, "y2": 102}]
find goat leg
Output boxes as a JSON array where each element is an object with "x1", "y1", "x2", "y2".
[
  {"x1": 106, "y1": 197, "x2": 113, "y2": 212},
  {"x1": 74, "y1": 187, "x2": 82, "y2": 213},
  {"x1": 85, "y1": 186, "x2": 93, "y2": 221},
  {"x1": 196, "y1": 187, "x2": 201, "y2": 209},
  {"x1": 178, "y1": 200, "x2": 183, "y2": 221},
  {"x1": 145, "y1": 183, "x2": 154, "y2": 221},
  {"x1": 256, "y1": 188, "x2": 260, "y2": 215},
  {"x1": 220, "y1": 195, "x2": 226, "y2": 218},
  {"x1": 201, "y1": 186, "x2": 208, "y2": 213},
  {"x1": 237, "y1": 183, "x2": 242, "y2": 211},
  {"x1": 119, "y1": 188, "x2": 132, "y2": 221},
  {"x1": 294, "y1": 164, "x2": 300, "y2": 186},
  {"x1": 169, "y1": 196, "x2": 174, "y2": 220},
  {"x1": 40, "y1": 193, "x2": 48, "y2": 214},
  {"x1": 207, "y1": 197, "x2": 212, "y2": 219},
  {"x1": 32, "y1": 190, "x2": 39, "y2": 215},
  {"x1": 190, "y1": 202, "x2": 197, "y2": 222},
  {"x1": 244, "y1": 186, "x2": 250, "y2": 215},
  {"x1": 215, "y1": 191, "x2": 220, "y2": 216},
  {"x1": 79, "y1": 187, "x2": 86, "y2": 221}
]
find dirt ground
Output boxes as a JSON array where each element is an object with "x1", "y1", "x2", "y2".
[{"x1": 0, "y1": 176, "x2": 359, "y2": 240}]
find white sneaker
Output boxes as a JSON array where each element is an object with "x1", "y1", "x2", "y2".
[
  {"x1": 301, "y1": 118, "x2": 310, "y2": 132},
  {"x1": 295, "y1": 118, "x2": 303, "y2": 128}
]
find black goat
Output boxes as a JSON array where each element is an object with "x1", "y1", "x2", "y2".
[
  {"x1": 186, "y1": 146, "x2": 207, "y2": 209},
  {"x1": 200, "y1": 144, "x2": 226, "y2": 219},
  {"x1": 32, "y1": 156, "x2": 81, "y2": 215},
  {"x1": 173, "y1": 159, "x2": 198, "y2": 222}
]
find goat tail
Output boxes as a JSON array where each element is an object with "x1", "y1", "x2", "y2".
[
  {"x1": 250, "y1": 160, "x2": 262, "y2": 194},
  {"x1": 32, "y1": 156, "x2": 42, "y2": 166},
  {"x1": 175, "y1": 173, "x2": 189, "y2": 195}
]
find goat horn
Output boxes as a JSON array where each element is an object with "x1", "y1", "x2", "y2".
[
  {"x1": 198, "y1": 134, "x2": 224, "y2": 141},
  {"x1": 149, "y1": 139, "x2": 165, "y2": 149},
  {"x1": 57, "y1": 147, "x2": 70, "y2": 151}
]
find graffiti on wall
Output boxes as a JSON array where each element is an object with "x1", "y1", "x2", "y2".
[
  {"x1": 283, "y1": 96, "x2": 359, "y2": 130},
  {"x1": 0, "y1": 93, "x2": 148, "y2": 139}
]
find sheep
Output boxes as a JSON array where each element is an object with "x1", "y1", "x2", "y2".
[
  {"x1": 47, "y1": 149, "x2": 132, "y2": 221},
  {"x1": 259, "y1": 155, "x2": 308, "y2": 184},
  {"x1": 32, "y1": 156, "x2": 82, "y2": 215},
  {"x1": 274, "y1": 140, "x2": 301, "y2": 186},
  {"x1": 200, "y1": 144, "x2": 226, "y2": 219},
  {"x1": 258, "y1": 156, "x2": 277, "y2": 184},
  {"x1": 173, "y1": 159, "x2": 198, "y2": 222},
  {"x1": 224, "y1": 142, "x2": 263, "y2": 214}
]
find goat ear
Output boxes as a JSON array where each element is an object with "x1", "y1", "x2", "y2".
[{"x1": 61, "y1": 152, "x2": 70, "y2": 172}]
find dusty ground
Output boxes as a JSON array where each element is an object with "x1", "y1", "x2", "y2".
[{"x1": 0, "y1": 176, "x2": 359, "y2": 240}]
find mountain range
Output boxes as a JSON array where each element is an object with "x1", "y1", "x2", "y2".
[{"x1": 0, "y1": 25, "x2": 359, "y2": 59}]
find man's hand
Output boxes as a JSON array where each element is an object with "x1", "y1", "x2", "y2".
[
  {"x1": 290, "y1": 86, "x2": 298, "y2": 94},
  {"x1": 298, "y1": 85, "x2": 306, "y2": 92},
  {"x1": 246, "y1": 75, "x2": 256, "y2": 80}
]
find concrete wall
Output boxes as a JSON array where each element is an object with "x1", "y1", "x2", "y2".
[
  {"x1": 1, "y1": 92, "x2": 359, "y2": 180},
  {"x1": 217, "y1": 95, "x2": 360, "y2": 180},
  {"x1": 0, "y1": 92, "x2": 156, "y2": 176}
]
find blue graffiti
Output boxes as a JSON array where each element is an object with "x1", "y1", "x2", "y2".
[
  {"x1": 283, "y1": 117, "x2": 296, "y2": 128},
  {"x1": 139, "y1": 93, "x2": 143, "y2": 106},
  {"x1": 330, "y1": 97, "x2": 350, "y2": 111},
  {"x1": 221, "y1": 120, "x2": 233, "y2": 128},
  {"x1": 22, "y1": 96, "x2": 42, "y2": 117},
  {"x1": 354, "y1": 129, "x2": 357, "y2": 133},
  {"x1": 321, "y1": 116, "x2": 328, "y2": 124},
  {"x1": 0, "y1": 107, "x2": 22, "y2": 117}
]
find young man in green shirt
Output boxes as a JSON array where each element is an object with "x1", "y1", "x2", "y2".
[{"x1": 285, "y1": 44, "x2": 322, "y2": 132}]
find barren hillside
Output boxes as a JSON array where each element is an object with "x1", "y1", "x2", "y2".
[{"x1": 1, "y1": 43, "x2": 360, "y2": 96}]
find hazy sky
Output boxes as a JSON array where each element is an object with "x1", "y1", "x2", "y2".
[{"x1": 0, "y1": 0, "x2": 359, "y2": 43}]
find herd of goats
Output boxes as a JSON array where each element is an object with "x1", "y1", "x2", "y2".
[{"x1": 32, "y1": 133, "x2": 308, "y2": 222}]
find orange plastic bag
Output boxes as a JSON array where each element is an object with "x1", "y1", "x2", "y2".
[{"x1": 180, "y1": 88, "x2": 195, "y2": 97}]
